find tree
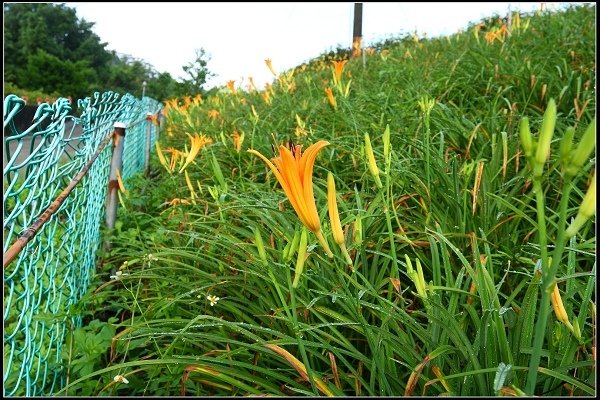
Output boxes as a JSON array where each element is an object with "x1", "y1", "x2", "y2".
[
  {"x1": 180, "y1": 48, "x2": 215, "y2": 96},
  {"x1": 147, "y1": 72, "x2": 182, "y2": 102},
  {"x1": 105, "y1": 54, "x2": 154, "y2": 96},
  {"x1": 3, "y1": 3, "x2": 111, "y2": 93},
  {"x1": 20, "y1": 49, "x2": 97, "y2": 100},
  {"x1": 3, "y1": 3, "x2": 213, "y2": 102}
]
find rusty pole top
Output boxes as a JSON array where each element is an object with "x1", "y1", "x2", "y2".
[{"x1": 351, "y1": 3, "x2": 363, "y2": 59}]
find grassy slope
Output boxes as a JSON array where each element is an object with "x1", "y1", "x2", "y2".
[{"x1": 64, "y1": 4, "x2": 595, "y2": 396}]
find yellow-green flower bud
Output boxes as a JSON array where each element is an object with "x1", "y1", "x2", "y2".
[
  {"x1": 353, "y1": 216, "x2": 363, "y2": 247},
  {"x1": 559, "y1": 126, "x2": 575, "y2": 167},
  {"x1": 415, "y1": 258, "x2": 428, "y2": 300},
  {"x1": 566, "y1": 117, "x2": 595, "y2": 177},
  {"x1": 254, "y1": 227, "x2": 268, "y2": 267},
  {"x1": 533, "y1": 99, "x2": 556, "y2": 177},
  {"x1": 572, "y1": 318, "x2": 582, "y2": 342},
  {"x1": 519, "y1": 117, "x2": 533, "y2": 160},
  {"x1": 327, "y1": 172, "x2": 354, "y2": 267},
  {"x1": 405, "y1": 255, "x2": 426, "y2": 299},
  {"x1": 283, "y1": 228, "x2": 301, "y2": 263},
  {"x1": 417, "y1": 96, "x2": 435, "y2": 115},
  {"x1": 565, "y1": 172, "x2": 596, "y2": 238},
  {"x1": 327, "y1": 173, "x2": 345, "y2": 245},
  {"x1": 364, "y1": 132, "x2": 383, "y2": 188},
  {"x1": 292, "y1": 227, "x2": 309, "y2": 288}
]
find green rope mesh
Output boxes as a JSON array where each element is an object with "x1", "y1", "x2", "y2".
[{"x1": 3, "y1": 92, "x2": 162, "y2": 396}]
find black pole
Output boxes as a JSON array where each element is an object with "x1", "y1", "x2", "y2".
[{"x1": 352, "y1": 3, "x2": 363, "y2": 58}]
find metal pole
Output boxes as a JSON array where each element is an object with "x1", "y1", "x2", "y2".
[
  {"x1": 157, "y1": 110, "x2": 163, "y2": 139},
  {"x1": 145, "y1": 112, "x2": 153, "y2": 176},
  {"x1": 351, "y1": 3, "x2": 363, "y2": 59},
  {"x1": 105, "y1": 122, "x2": 126, "y2": 232},
  {"x1": 142, "y1": 80, "x2": 147, "y2": 99}
]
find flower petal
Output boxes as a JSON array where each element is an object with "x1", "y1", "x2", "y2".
[
  {"x1": 299, "y1": 141, "x2": 329, "y2": 231},
  {"x1": 278, "y1": 145, "x2": 315, "y2": 230}
]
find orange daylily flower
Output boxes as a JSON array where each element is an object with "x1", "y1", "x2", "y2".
[
  {"x1": 232, "y1": 130, "x2": 244, "y2": 152},
  {"x1": 183, "y1": 95, "x2": 192, "y2": 109},
  {"x1": 227, "y1": 80, "x2": 237, "y2": 94},
  {"x1": 261, "y1": 90, "x2": 272, "y2": 105},
  {"x1": 179, "y1": 133, "x2": 212, "y2": 173},
  {"x1": 248, "y1": 76, "x2": 258, "y2": 91},
  {"x1": 324, "y1": 87, "x2": 337, "y2": 109},
  {"x1": 207, "y1": 109, "x2": 220, "y2": 120},
  {"x1": 156, "y1": 142, "x2": 178, "y2": 173},
  {"x1": 192, "y1": 94, "x2": 203, "y2": 105},
  {"x1": 265, "y1": 58, "x2": 278, "y2": 76},
  {"x1": 248, "y1": 141, "x2": 333, "y2": 257},
  {"x1": 331, "y1": 59, "x2": 348, "y2": 88}
]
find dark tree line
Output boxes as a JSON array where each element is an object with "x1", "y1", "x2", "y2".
[{"x1": 4, "y1": 3, "x2": 214, "y2": 102}]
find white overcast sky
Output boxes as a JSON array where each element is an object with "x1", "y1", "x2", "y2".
[{"x1": 68, "y1": 2, "x2": 582, "y2": 91}]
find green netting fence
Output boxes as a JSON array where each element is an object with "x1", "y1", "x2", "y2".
[{"x1": 3, "y1": 91, "x2": 162, "y2": 396}]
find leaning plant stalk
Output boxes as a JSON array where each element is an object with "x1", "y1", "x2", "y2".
[
  {"x1": 525, "y1": 109, "x2": 595, "y2": 393},
  {"x1": 524, "y1": 102, "x2": 586, "y2": 393},
  {"x1": 381, "y1": 183, "x2": 399, "y2": 300},
  {"x1": 418, "y1": 96, "x2": 435, "y2": 189},
  {"x1": 364, "y1": 132, "x2": 398, "y2": 285}
]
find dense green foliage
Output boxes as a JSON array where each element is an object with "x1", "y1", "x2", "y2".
[
  {"x1": 56, "y1": 4, "x2": 594, "y2": 397},
  {"x1": 3, "y1": 3, "x2": 213, "y2": 101}
]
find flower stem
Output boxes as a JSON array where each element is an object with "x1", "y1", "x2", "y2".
[
  {"x1": 525, "y1": 175, "x2": 573, "y2": 394},
  {"x1": 339, "y1": 242, "x2": 354, "y2": 270},
  {"x1": 423, "y1": 112, "x2": 431, "y2": 189},
  {"x1": 524, "y1": 178, "x2": 549, "y2": 394},
  {"x1": 315, "y1": 229, "x2": 333, "y2": 258}
]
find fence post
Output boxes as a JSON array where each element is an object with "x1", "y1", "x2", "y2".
[
  {"x1": 157, "y1": 110, "x2": 163, "y2": 139},
  {"x1": 105, "y1": 122, "x2": 126, "y2": 233},
  {"x1": 351, "y1": 3, "x2": 363, "y2": 59},
  {"x1": 145, "y1": 112, "x2": 153, "y2": 176}
]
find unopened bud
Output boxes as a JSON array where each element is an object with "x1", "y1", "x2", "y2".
[
  {"x1": 533, "y1": 99, "x2": 556, "y2": 177},
  {"x1": 550, "y1": 282, "x2": 573, "y2": 331},
  {"x1": 364, "y1": 132, "x2": 382, "y2": 188},
  {"x1": 327, "y1": 173, "x2": 345, "y2": 245},
  {"x1": 353, "y1": 216, "x2": 363, "y2": 246},
  {"x1": 283, "y1": 229, "x2": 301, "y2": 263},
  {"x1": 254, "y1": 227, "x2": 268, "y2": 267},
  {"x1": 559, "y1": 126, "x2": 575, "y2": 166},
  {"x1": 519, "y1": 117, "x2": 534, "y2": 160},
  {"x1": 565, "y1": 117, "x2": 595, "y2": 177},
  {"x1": 565, "y1": 172, "x2": 596, "y2": 238}
]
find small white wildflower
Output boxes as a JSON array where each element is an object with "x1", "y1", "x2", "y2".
[
  {"x1": 110, "y1": 271, "x2": 128, "y2": 281},
  {"x1": 113, "y1": 374, "x2": 129, "y2": 384},
  {"x1": 206, "y1": 295, "x2": 220, "y2": 306}
]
